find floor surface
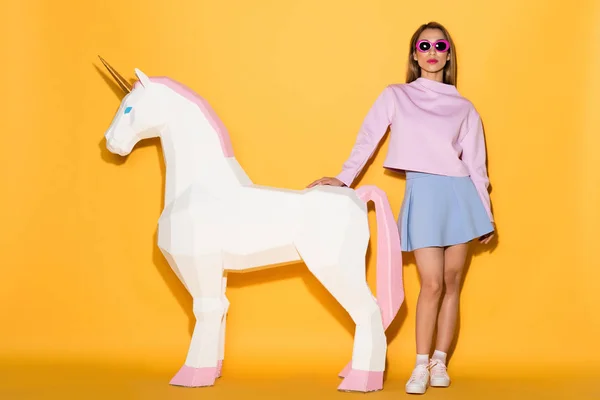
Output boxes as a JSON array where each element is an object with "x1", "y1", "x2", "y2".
[{"x1": 1, "y1": 360, "x2": 598, "y2": 400}]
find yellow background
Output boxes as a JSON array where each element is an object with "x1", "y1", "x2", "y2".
[{"x1": 1, "y1": 0, "x2": 600, "y2": 398}]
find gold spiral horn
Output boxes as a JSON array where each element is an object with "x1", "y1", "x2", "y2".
[{"x1": 98, "y1": 55, "x2": 132, "y2": 93}]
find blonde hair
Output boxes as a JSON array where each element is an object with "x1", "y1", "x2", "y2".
[{"x1": 406, "y1": 21, "x2": 457, "y2": 86}]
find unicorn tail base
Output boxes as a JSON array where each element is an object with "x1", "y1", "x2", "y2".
[{"x1": 354, "y1": 184, "x2": 405, "y2": 330}]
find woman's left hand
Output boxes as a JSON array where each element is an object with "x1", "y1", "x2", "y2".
[{"x1": 479, "y1": 223, "x2": 496, "y2": 244}]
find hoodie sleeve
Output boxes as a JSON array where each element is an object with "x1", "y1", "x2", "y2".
[
  {"x1": 459, "y1": 107, "x2": 494, "y2": 222},
  {"x1": 335, "y1": 86, "x2": 395, "y2": 187}
]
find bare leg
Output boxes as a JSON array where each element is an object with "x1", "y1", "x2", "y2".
[
  {"x1": 405, "y1": 246, "x2": 445, "y2": 395},
  {"x1": 414, "y1": 247, "x2": 445, "y2": 355},
  {"x1": 435, "y1": 243, "x2": 469, "y2": 354}
]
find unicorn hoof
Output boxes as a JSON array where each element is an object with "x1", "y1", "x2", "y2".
[
  {"x1": 169, "y1": 365, "x2": 218, "y2": 387},
  {"x1": 337, "y1": 369, "x2": 384, "y2": 392},
  {"x1": 338, "y1": 361, "x2": 352, "y2": 378}
]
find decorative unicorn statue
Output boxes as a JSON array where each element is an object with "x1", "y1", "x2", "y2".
[{"x1": 99, "y1": 56, "x2": 404, "y2": 393}]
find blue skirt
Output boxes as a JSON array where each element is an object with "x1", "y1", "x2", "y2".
[{"x1": 399, "y1": 171, "x2": 494, "y2": 252}]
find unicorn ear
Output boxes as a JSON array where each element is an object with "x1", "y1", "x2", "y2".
[{"x1": 134, "y1": 68, "x2": 151, "y2": 87}]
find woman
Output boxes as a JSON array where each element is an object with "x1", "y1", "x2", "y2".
[{"x1": 307, "y1": 21, "x2": 495, "y2": 394}]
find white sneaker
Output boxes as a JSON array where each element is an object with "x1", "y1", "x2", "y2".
[
  {"x1": 429, "y1": 359, "x2": 450, "y2": 387},
  {"x1": 405, "y1": 364, "x2": 430, "y2": 394}
]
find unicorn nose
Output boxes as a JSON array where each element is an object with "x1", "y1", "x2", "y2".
[{"x1": 106, "y1": 139, "x2": 118, "y2": 153}]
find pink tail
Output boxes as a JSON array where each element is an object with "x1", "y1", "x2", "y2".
[
  {"x1": 339, "y1": 185, "x2": 404, "y2": 378},
  {"x1": 355, "y1": 185, "x2": 404, "y2": 329}
]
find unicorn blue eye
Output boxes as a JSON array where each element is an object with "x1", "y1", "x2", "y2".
[{"x1": 124, "y1": 106, "x2": 132, "y2": 114}]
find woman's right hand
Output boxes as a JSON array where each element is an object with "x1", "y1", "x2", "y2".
[{"x1": 306, "y1": 177, "x2": 346, "y2": 188}]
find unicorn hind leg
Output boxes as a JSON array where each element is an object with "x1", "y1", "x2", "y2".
[
  {"x1": 295, "y1": 220, "x2": 387, "y2": 392},
  {"x1": 216, "y1": 276, "x2": 230, "y2": 378}
]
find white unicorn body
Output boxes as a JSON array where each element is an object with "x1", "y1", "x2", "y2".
[{"x1": 102, "y1": 66, "x2": 404, "y2": 392}]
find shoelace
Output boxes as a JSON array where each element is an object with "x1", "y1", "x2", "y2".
[
  {"x1": 408, "y1": 364, "x2": 429, "y2": 383},
  {"x1": 429, "y1": 360, "x2": 448, "y2": 376}
]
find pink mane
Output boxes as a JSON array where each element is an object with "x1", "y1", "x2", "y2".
[{"x1": 134, "y1": 77, "x2": 234, "y2": 157}]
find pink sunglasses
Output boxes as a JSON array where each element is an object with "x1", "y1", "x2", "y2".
[{"x1": 416, "y1": 39, "x2": 450, "y2": 53}]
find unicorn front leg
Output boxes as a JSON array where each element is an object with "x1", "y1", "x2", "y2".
[{"x1": 168, "y1": 253, "x2": 226, "y2": 388}]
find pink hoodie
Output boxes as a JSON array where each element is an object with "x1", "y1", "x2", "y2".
[{"x1": 335, "y1": 77, "x2": 493, "y2": 222}]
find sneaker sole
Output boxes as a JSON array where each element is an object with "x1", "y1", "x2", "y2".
[
  {"x1": 430, "y1": 378, "x2": 450, "y2": 387},
  {"x1": 405, "y1": 384, "x2": 428, "y2": 394}
]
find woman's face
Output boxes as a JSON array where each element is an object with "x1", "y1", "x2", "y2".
[{"x1": 413, "y1": 28, "x2": 451, "y2": 76}]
